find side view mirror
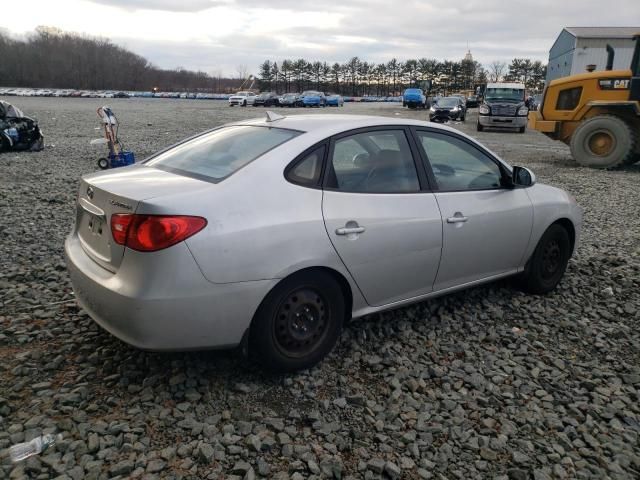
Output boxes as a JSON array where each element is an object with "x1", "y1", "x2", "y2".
[{"x1": 512, "y1": 166, "x2": 536, "y2": 187}]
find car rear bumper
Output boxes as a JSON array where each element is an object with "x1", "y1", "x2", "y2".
[
  {"x1": 479, "y1": 115, "x2": 527, "y2": 127},
  {"x1": 64, "y1": 234, "x2": 276, "y2": 351}
]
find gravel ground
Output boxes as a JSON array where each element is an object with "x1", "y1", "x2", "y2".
[{"x1": 1, "y1": 97, "x2": 639, "y2": 480}]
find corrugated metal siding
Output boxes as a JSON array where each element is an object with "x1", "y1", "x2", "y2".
[
  {"x1": 547, "y1": 30, "x2": 577, "y2": 82},
  {"x1": 571, "y1": 38, "x2": 634, "y2": 75}
]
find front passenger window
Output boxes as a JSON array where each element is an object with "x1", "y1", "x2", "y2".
[{"x1": 417, "y1": 132, "x2": 503, "y2": 191}]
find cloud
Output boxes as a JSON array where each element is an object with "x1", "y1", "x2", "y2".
[
  {"x1": 10, "y1": 0, "x2": 640, "y2": 75},
  {"x1": 87, "y1": 0, "x2": 225, "y2": 12}
]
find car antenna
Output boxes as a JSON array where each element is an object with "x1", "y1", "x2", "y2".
[{"x1": 265, "y1": 110, "x2": 285, "y2": 122}]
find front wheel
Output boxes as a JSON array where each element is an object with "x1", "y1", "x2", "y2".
[
  {"x1": 476, "y1": 122, "x2": 484, "y2": 132},
  {"x1": 249, "y1": 271, "x2": 345, "y2": 372},
  {"x1": 519, "y1": 126, "x2": 526, "y2": 133},
  {"x1": 520, "y1": 224, "x2": 571, "y2": 294},
  {"x1": 569, "y1": 115, "x2": 636, "y2": 168}
]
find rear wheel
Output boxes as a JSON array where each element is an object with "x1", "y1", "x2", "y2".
[
  {"x1": 520, "y1": 224, "x2": 571, "y2": 294},
  {"x1": 249, "y1": 271, "x2": 345, "y2": 372},
  {"x1": 569, "y1": 115, "x2": 636, "y2": 168},
  {"x1": 97, "y1": 157, "x2": 109, "y2": 169}
]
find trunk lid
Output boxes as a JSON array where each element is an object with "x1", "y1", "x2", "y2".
[{"x1": 75, "y1": 165, "x2": 210, "y2": 272}]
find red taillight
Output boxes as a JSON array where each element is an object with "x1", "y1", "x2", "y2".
[
  {"x1": 111, "y1": 214, "x2": 207, "y2": 252},
  {"x1": 111, "y1": 214, "x2": 133, "y2": 245}
]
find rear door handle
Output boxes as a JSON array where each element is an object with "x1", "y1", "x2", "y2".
[
  {"x1": 446, "y1": 214, "x2": 468, "y2": 224},
  {"x1": 336, "y1": 226, "x2": 366, "y2": 235}
]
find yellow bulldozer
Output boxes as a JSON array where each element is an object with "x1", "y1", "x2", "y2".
[{"x1": 529, "y1": 34, "x2": 640, "y2": 168}]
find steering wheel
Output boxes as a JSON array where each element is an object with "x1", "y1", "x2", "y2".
[{"x1": 432, "y1": 163, "x2": 455, "y2": 176}]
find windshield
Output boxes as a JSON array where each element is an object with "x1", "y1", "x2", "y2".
[
  {"x1": 147, "y1": 126, "x2": 300, "y2": 182},
  {"x1": 436, "y1": 97, "x2": 460, "y2": 107},
  {"x1": 301, "y1": 91, "x2": 319, "y2": 96},
  {"x1": 485, "y1": 87, "x2": 524, "y2": 102}
]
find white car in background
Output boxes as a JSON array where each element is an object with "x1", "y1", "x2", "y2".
[{"x1": 229, "y1": 91, "x2": 257, "y2": 107}]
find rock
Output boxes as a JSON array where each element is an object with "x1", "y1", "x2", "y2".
[
  {"x1": 109, "y1": 460, "x2": 134, "y2": 476},
  {"x1": 146, "y1": 459, "x2": 166, "y2": 473},
  {"x1": 367, "y1": 458, "x2": 386, "y2": 473},
  {"x1": 480, "y1": 447, "x2": 497, "y2": 461},
  {"x1": 198, "y1": 443, "x2": 215, "y2": 464},
  {"x1": 384, "y1": 461, "x2": 402, "y2": 479},
  {"x1": 508, "y1": 469, "x2": 528, "y2": 480}
]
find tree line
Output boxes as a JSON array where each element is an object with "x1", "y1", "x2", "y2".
[
  {"x1": 258, "y1": 57, "x2": 546, "y2": 96},
  {"x1": 0, "y1": 27, "x2": 242, "y2": 92},
  {"x1": 0, "y1": 26, "x2": 547, "y2": 95}
]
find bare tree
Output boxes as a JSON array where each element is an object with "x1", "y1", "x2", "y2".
[
  {"x1": 0, "y1": 27, "x2": 242, "y2": 92},
  {"x1": 236, "y1": 64, "x2": 249, "y2": 80},
  {"x1": 488, "y1": 61, "x2": 507, "y2": 82}
]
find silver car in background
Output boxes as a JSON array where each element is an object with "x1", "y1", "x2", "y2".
[{"x1": 65, "y1": 113, "x2": 582, "y2": 371}]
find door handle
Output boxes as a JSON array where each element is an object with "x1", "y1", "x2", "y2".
[
  {"x1": 336, "y1": 226, "x2": 366, "y2": 235},
  {"x1": 446, "y1": 213, "x2": 468, "y2": 224}
]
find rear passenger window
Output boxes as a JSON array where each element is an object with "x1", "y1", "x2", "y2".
[
  {"x1": 329, "y1": 130, "x2": 420, "y2": 193},
  {"x1": 556, "y1": 87, "x2": 582, "y2": 110},
  {"x1": 286, "y1": 145, "x2": 325, "y2": 186}
]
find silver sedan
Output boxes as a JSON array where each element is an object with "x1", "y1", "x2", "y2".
[{"x1": 65, "y1": 112, "x2": 582, "y2": 371}]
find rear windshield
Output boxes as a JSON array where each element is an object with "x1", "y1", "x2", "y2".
[{"x1": 146, "y1": 126, "x2": 301, "y2": 182}]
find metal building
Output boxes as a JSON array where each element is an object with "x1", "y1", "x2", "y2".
[{"x1": 546, "y1": 27, "x2": 639, "y2": 82}]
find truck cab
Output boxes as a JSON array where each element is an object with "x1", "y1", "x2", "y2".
[{"x1": 477, "y1": 82, "x2": 529, "y2": 133}]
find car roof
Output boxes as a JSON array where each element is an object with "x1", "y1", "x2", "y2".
[
  {"x1": 232, "y1": 113, "x2": 465, "y2": 138},
  {"x1": 228, "y1": 114, "x2": 509, "y2": 170}
]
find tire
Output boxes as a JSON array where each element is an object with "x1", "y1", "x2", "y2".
[
  {"x1": 519, "y1": 126, "x2": 526, "y2": 133},
  {"x1": 242, "y1": 100, "x2": 247, "y2": 107},
  {"x1": 569, "y1": 115, "x2": 636, "y2": 168},
  {"x1": 97, "y1": 157, "x2": 109, "y2": 170},
  {"x1": 477, "y1": 122, "x2": 484, "y2": 132},
  {"x1": 461, "y1": 114, "x2": 466, "y2": 122},
  {"x1": 520, "y1": 224, "x2": 571, "y2": 294},
  {"x1": 249, "y1": 271, "x2": 345, "y2": 372}
]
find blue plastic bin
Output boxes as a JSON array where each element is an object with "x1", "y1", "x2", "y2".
[{"x1": 110, "y1": 151, "x2": 135, "y2": 168}]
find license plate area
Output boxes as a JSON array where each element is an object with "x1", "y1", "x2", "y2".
[
  {"x1": 86, "y1": 213, "x2": 105, "y2": 236},
  {"x1": 77, "y1": 205, "x2": 112, "y2": 264}
]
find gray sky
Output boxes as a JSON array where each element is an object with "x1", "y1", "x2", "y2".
[{"x1": 7, "y1": 0, "x2": 640, "y2": 75}]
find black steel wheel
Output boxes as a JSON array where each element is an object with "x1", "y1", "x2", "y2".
[
  {"x1": 520, "y1": 224, "x2": 571, "y2": 294},
  {"x1": 97, "y1": 157, "x2": 109, "y2": 170},
  {"x1": 250, "y1": 271, "x2": 345, "y2": 372},
  {"x1": 272, "y1": 288, "x2": 329, "y2": 358}
]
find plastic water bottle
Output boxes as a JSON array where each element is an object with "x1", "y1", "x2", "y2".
[{"x1": 8, "y1": 434, "x2": 62, "y2": 463}]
